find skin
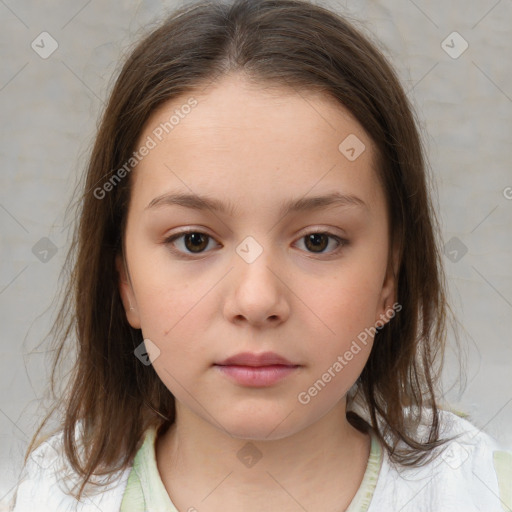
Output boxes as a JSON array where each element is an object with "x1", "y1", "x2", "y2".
[{"x1": 116, "y1": 72, "x2": 397, "y2": 511}]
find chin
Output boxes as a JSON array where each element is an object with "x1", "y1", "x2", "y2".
[
  {"x1": 216, "y1": 407, "x2": 303, "y2": 441},
  {"x1": 225, "y1": 423, "x2": 293, "y2": 441}
]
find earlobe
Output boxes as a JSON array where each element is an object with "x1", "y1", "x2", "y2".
[{"x1": 115, "y1": 253, "x2": 142, "y2": 329}]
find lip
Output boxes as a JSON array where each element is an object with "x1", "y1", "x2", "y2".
[
  {"x1": 214, "y1": 352, "x2": 300, "y2": 387},
  {"x1": 215, "y1": 351, "x2": 296, "y2": 367},
  {"x1": 215, "y1": 365, "x2": 299, "y2": 387}
]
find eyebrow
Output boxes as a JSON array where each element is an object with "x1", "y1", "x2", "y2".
[{"x1": 145, "y1": 191, "x2": 368, "y2": 218}]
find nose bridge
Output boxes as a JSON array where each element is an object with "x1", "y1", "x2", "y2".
[
  {"x1": 233, "y1": 234, "x2": 279, "y2": 286},
  {"x1": 226, "y1": 234, "x2": 289, "y2": 323},
  {"x1": 235, "y1": 234, "x2": 268, "y2": 267}
]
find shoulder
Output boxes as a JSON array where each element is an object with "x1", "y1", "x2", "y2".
[
  {"x1": 437, "y1": 408, "x2": 512, "y2": 508},
  {"x1": 8, "y1": 423, "x2": 132, "y2": 512},
  {"x1": 369, "y1": 407, "x2": 512, "y2": 512},
  {"x1": 434, "y1": 408, "x2": 511, "y2": 476}
]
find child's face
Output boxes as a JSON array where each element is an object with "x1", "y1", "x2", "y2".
[{"x1": 117, "y1": 72, "x2": 396, "y2": 439}]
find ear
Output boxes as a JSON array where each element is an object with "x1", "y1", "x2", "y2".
[
  {"x1": 375, "y1": 243, "x2": 400, "y2": 325},
  {"x1": 115, "y1": 252, "x2": 141, "y2": 329}
]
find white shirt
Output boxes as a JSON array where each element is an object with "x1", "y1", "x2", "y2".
[{"x1": 7, "y1": 409, "x2": 512, "y2": 512}]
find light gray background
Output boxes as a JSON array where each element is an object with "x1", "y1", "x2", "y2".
[{"x1": 1, "y1": 0, "x2": 511, "y2": 505}]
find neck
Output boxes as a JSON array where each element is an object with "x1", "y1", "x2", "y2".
[{"x1": 156, "y1": 400, "x2": 372, "y2": 511}]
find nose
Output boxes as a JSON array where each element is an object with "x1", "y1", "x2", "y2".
[{"x1": 223, "y1": 244, "x2": 290, "y2": 328}]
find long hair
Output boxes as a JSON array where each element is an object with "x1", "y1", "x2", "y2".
[{"x1": 24, "y1": 0, "x2": 458, "y2": 500}]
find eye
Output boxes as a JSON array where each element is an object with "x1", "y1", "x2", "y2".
[
  {"x1": 164, "y1": 230, "x2": 219, "y2": 256},
  {"x1": 164, "y1": 229, "x2": 348, "y2": 258},
  {"x1": 295, "y1": 231, "x2": 347, "y2": 255}
]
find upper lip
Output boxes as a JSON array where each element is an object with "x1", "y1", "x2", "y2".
[{"x1": 215, "y1": 351, "x2": 298, "y2": 367}]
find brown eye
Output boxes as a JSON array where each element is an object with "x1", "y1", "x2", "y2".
[
  {"x1": 304, "y1": 233, "x2": 329, "y2": 253},
  {"x1": 164, "y1": 230, "x2": 217, "y2": 256},
  {"x1": 295, "y1": 231, "x2": 347, "y2": 255},
  {"x1": 183, "y1": 232, "x2": 209, "y2": 253}
]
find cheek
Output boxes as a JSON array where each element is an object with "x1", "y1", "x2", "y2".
[
  {"x1": 139, "y1": 289, "x2": 211, "y2": 400},
  {"x1": 132, "y1": 271, "x2": 217, "y2": 367},
  {"x1": 129, "y1": 245, "x2": 208, "y2": 334},
  {"x1": 295, "y1": 265, "x2": 383, "y2": 340},
  {"x1": 290, "y1": 263, "x2": 384, "y2": 386}
]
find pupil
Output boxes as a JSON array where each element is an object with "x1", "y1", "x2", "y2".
[
  {"x1": 186, "y1": 233, "x2": 207, "y2": 252},
  {"x1": 307, "y1": 233, "x2": 327, "y2": 252}
]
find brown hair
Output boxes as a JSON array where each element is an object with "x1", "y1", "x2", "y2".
[{"x1": 24, "y1": 0, "x2": 458, "y2": 500}]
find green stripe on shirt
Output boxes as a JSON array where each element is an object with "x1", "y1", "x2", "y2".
[{"x1": 493, "y1": 450, "x2": 512, "y2": 512}]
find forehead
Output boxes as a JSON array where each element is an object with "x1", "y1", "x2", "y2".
[
  {"x1": 129, "y1": 73, "x2": 383, "y2": 213},
  {"x1": 141, "y1": 73, "x2": 368, "y2": 145}
]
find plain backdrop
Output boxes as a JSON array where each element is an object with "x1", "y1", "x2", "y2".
[{"x1": 1, "y1": 0, "x2": 511, "y2": 504}]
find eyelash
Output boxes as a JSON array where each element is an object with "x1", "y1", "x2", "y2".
[{"x1": 163, "y1": 229, "x2": 348, "y2": 258}]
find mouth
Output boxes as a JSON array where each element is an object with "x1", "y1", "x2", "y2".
[
  {"x1": 214, "y1": 352, "x2": 300, "y2": 387},
  {"x1": 215, "y1": 351, "x2": 297, "y2": 367}
]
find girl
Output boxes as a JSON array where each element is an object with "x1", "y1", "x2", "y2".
[{"x1": 9, "y1": 0, "x2": 512, "y2": 511}]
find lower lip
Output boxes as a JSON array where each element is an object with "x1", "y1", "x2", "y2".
[{"x1": 214, "y1": 364, "x2": 299, "y2": 387}]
